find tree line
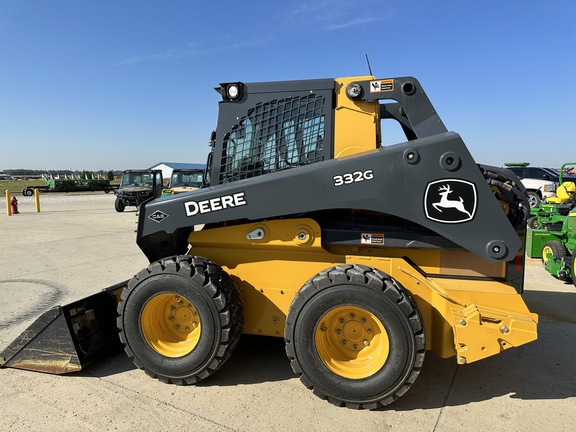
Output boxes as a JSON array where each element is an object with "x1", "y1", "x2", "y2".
[{"x1": 4, "y1": 169, "x2": 121, "y2": 180}]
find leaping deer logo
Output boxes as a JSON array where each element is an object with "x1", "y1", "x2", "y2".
[{"x1": 432, "y1": 184, "x2": 472, "y2": 218}]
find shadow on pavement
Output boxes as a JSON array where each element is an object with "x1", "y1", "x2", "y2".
[{"x1": 82, "y1": 293, "x2": 575, "y2": 410}]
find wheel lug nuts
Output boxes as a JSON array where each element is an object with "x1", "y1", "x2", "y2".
[
  {"x1": 342, "y1": 339, "x2": 347, "y2": 345},
  {"x1": 320, "y1": 325, "x2": 327, "y2": 332},
  {"x1": 185, "y1": 327, "x2": 190, "y2": 332},
  {"x1": 175, "y1": 325, "x2": 180, "y2": 330},
  {"x1": 349, "y1": 313, "x2": 355, "y2": 319},
  {"x1": 366, "y1": 328, "x2": 372, "y2": 334},
  {"x1": 171, "y1": 306, "x2": 176, "y2": 311},
  {"x1": 336, "y1": 329, "x2": 342, "y2": 334},
  {"x1": 169, "y1": 316, "x2": 175, "y2": 321},
  {"x1": 363, "y1": 339, "x2": 369, "y2": 346},
  {"x1": 360, "y1": 318, "x2": 366, "y2": 324},
  {"x1": 339, "y1": 318, "x2": 345, "y2": 324},
  {"x1": 353, "y1": 344, "x2": 358, "y2": 349}
]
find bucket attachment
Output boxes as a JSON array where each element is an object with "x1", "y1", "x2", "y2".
[{"x1": 0, "y1": 281, "x2": 127, "y2": 374}]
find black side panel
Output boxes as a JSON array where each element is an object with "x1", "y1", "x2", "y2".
[{"x1": 138, "y1": 132, "x2": 520, "y2": 263}]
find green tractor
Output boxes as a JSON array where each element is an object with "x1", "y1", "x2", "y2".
[{"x1": 527, "y1": 207, "x2": 576, "y2": 285}]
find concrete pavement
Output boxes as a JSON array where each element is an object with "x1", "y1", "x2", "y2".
[{"x1": 0, "y1": 193, "x2": 574, "y2": 431}]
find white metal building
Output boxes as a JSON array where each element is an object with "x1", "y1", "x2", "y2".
[{"x1": 148, "y1": 162, "x2": 205, "y2": 184}]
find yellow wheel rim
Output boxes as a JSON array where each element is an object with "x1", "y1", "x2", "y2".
[
  {"x1": 141, "y1": 293, "x2": 201, "y2": 358},
  {"x1": 542, "y1": 245, "x2": 553, "y2": 262},
  {"x1": 315, "y1": 306, "x2": 389, "y2": 379}
]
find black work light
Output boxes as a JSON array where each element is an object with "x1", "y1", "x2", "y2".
[{"x1": 218, "y1": 82, "x2": 243, "y2": 101}]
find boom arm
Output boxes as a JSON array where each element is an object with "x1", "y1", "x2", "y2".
[
  {"x1": 136, "y1": 132, "x2": 519, "y2": 263},
  {"x1": 135, "y1": 76, "x2": 522, "y2": 264}
]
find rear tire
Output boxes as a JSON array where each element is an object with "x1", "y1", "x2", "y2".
[
  {"x1": 118, "y1": 255, "x2": 243, "y2": 384},
  {"x1": 285, "y1": 264, "x2": 425, "y2": 409},
  {"x1": 114, "y1": 197, "x2": 125, "y2": 212},
  {"x1": 541, "y1": 240, "x2": 568, "y2": 264},
  {"x1": 527, "y1": 191, "x2": 541, "y2": 208},
  {"x1": 571, "y1": 249, "x2": 576, "y2": 287}
]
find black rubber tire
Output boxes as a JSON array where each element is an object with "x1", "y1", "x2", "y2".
[
  {"x1": 114, "y1": 197, "x2": 125, "y2": 212},
  {"x1": 285, "y1": 264, "x2": 425, "y2": 409},
  {"x1": 540, "y1": 240, "x2": 568, "y2": 263},
  {"x1": 571, "y1": 249, "x2": 576, "y2": 287},
  {"x1": 527, "y1": 191, "x2": 541, "y2": 208},
  {"x1": 117, "y1": 255, "x2": 243, "y2": 384},
  {"x1": 527, "y1": 216, "x2": 540, "y2": 229},
  {"x1": 22, "y1": 188, "x2": 33, "y2": 197}
]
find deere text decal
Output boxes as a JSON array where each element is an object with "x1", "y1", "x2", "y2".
[{"x1": 184, "y1": 192, "x2": 247, "y2": 217}]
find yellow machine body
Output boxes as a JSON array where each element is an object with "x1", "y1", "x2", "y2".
[{"x1": 188, "y1": 218, "x2": 537, "y2": 365}]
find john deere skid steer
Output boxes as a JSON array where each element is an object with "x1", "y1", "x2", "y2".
[{"x1": 1, "y1": 75, "x2": 537, "y2": 409}]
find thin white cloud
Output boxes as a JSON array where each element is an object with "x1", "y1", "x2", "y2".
[
  {"x1": 116, "y1": 38, "x2": 269, "y2": 67},
  {"x1": 276, "y1": 1, "x2": 338, "y2": 20},
  {"x1": 116, "y1": 41, "x2": 205, "y2": 66},
  {"x1": 326, "y1": 17, "x2": 382, "y2": 30},
  {"x1": 276, "y1": 0, "x2": 396, "y2": 30}
]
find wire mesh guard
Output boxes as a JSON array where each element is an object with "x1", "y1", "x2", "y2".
[{"x1": 219, "y1": 94, "x2": 326, "y2": 183}]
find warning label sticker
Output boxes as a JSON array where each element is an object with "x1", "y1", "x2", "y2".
[
  {"x1": 361, "y1": 233, "x2": 384, "y2": 245},
  {"x1": 369, "y1": 79, "x2": 394, "y2": 93}
]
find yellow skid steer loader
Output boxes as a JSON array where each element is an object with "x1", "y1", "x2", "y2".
[{"x1": 1, "y1": 75, "x2": 537, "y2": 409}]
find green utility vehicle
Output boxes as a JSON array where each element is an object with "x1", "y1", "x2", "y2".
[
  {"x1": 114, "y1": 169, "x2": 163, "y2": 212},
  {"x1": 161, "y1": 166, "x2": 204, "y2": 197}
]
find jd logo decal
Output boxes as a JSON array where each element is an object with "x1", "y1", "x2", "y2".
[{"x1": 424, "y1": 179, "x2": 477, "y2": 223}]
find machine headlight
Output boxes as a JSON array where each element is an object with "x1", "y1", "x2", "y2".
[
  {"x1": 218, "y1": 82, "x2": 243, "y2": 101},
  {"x1": 227, "y1": 84, "x2": 240, "y2": 99}
]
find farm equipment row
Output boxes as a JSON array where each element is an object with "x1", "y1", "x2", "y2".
[
  {"x1": 526, "y1": 163, "x2": 576, "y2": 285},
  {"x1": 22, "y1": 173, "x2": 114, "y2": 196}
]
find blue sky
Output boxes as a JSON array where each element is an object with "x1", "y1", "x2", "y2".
[{"x1": 0, "y1": 0, "x2": 574, "y2": 171}]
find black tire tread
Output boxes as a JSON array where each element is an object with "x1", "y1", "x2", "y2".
[
  {"x1": 118, "y1": 255, "x2": 243, "y2": 385},
  {"x1": 541, "y1": 240, "x2": 568, "y2": 263},
  {"x1": 285, "y1": 264, "x2": 425, "y2": 409}
]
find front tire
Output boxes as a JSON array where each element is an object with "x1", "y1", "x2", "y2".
[
  {"x1": 115, "y1": 197, "x2": 125, "y2": 212},
  {"x1": 571, "y1": 249, "x2": 576, "y2": 287},
  {"x1": 118, "y1": 255, "x2": 243, "y2": 384},
  {"x1": 541, "y1": 240, "x2": 568, "y2": 264},
  {"x1": 285, "y1": 264, "x2": 425, "y2": 409},
  {"x1": 527, "y1": 216, "x2": 540, "y2": 229}
]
